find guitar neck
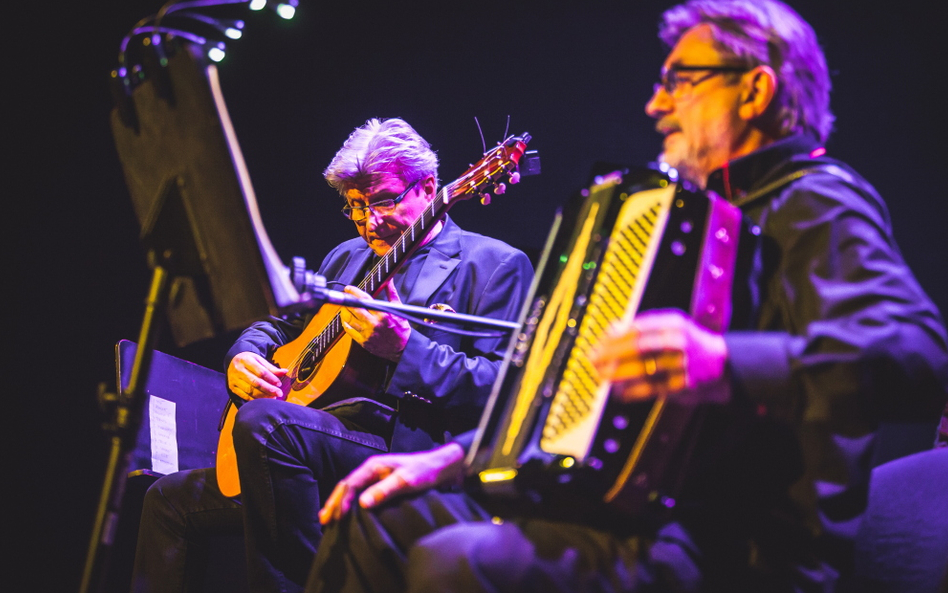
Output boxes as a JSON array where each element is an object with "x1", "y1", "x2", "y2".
[
  {"x1": 311, "y1": 183, "x2": 458, "y2": 352},
  {"x1": 357, "y1": 184, "x2": 456, "y2": 296}
]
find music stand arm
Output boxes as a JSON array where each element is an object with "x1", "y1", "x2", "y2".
[{"x1": 312, "y1": 287, "x2": 521, "y2": 331}]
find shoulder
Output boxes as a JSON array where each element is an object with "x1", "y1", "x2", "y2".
[
  {"x1": 456, "y1": 227, "x2": 530, "y2": 266},
  {"x1": 324, "y1": 237, "x2": 370, "y2": 259},
  {"x1": 323, "y1": 237, "x2": 369, "y2": 263},
  {"x1": 318, "y1": 237, "x2": 372, "y2": 276},
  {"x1": 763, "y1": 158, "x2": 891, "y2": 230}
]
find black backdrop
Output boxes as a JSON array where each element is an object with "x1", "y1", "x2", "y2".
[{"x1": 8, "y1": 1, "x2": 946, "y2": 590}]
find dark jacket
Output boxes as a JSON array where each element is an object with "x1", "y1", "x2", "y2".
[{"x1": 693, "y1": 133, "x2": 948, "y2": 584}]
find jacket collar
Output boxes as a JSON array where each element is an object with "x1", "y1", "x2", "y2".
[
  {"x1": 339, "y1": 216, "x2": 462, "y2": 306},
  {"x1": 705, "y1": 134, "x2": 823, "y2": 204},
  {"x1": 403, "y1": 216, "x2": 462, "y2": 306}
]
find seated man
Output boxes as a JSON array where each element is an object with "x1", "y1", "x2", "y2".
[
  {"x1": 304, "y1": 2, "x2": 948, "y2": 592},
  {"x1": 129, "y1": 118, "x2": 534, "y2": 593}
]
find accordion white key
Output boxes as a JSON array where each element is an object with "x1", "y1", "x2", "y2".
[{"x1": 466, "y1": 167, "x2": 744, "y2": 520}]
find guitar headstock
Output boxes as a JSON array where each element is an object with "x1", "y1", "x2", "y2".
[{"x1": 448, "y1": 133, "x2": 532, "y2": 205}]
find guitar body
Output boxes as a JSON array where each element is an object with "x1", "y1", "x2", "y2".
[
  {"x1": 215, "y1": 303, "x2": 393, "y2": 497},
  {"x1": 214, "y1": 133, "x2": 532, "y2": 498},
  {"x1": 273, "y1": 303, "x2": 394, "y2": 408}
]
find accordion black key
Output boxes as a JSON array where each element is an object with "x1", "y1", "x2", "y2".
[{"x1": 466, "y1": 167, "x2": 743, "y2": 520}]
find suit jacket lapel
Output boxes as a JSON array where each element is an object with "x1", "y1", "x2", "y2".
[
  {"x1": 403, "y1": 218, "x2": 461, "y2": 306},
  {"x1": 338, "y1": 246, "x2": 377, "y2": 287}
]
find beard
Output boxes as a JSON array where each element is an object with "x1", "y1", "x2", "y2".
[{"x1": 660, "y1": 145, "x2": 712, "y2": 189}]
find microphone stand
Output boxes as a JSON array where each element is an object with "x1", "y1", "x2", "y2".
[
  {"x1": 297, "y1": 275, "x2": 520, "y2": 334},
  {"x1": 316, "y1": 287, "x2": 520, "y2": 332}
]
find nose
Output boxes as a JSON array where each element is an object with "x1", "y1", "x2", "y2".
[
  {"x1": 363, "y1": 208, "x2": 385, "y2": 231},
  {"x1": 645, "y1": 84, "x2": 672, "y2": 119}
]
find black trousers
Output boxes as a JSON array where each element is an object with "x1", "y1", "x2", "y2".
[{"x1": 305, "y1": 489, "x2": 705, "y2": 593}]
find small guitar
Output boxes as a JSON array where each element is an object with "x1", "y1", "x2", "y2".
[{"x1": 215, "y1": 134, "x2": 532, "y2": 496}]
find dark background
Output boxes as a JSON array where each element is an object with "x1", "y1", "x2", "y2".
[{"x1": 9, "y1": 0, "x2": 946, "y2": 590}]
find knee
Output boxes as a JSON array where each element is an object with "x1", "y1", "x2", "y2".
[
  {"x1": 232, "y1": 398, "x2": 287, "y2": 450},
  {"x1": 233, "y1": 398, "x2": 280, "y2": 431},
  {"x1": 407, "y1": 522, "x2": 530, "y2": 591},
  {"x1": 139, "y1": 472, "x2": 193, "y2": 533}
]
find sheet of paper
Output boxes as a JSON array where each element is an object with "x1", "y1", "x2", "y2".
[{"x1": 149, "y1": 395, "x2": 179, "y2": 475}]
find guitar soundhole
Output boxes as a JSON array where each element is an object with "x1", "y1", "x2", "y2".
[{"x1": 299, "y1": 350, "x2": 319, "y2": 383}]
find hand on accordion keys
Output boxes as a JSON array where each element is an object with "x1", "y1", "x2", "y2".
[{"x1": 591, "y1": 308, "x2": 730, "y2": 403}]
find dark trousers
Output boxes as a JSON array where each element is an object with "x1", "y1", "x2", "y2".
[
  {"x1": 130, "y1": 398, "x2": 391, "y2": 593},
  {"x1": 129, "y1": 467, "x2": 243, "y2": 593},
  {"x1": 305, "y1": 490, "x2": 705, "y2": 593}
]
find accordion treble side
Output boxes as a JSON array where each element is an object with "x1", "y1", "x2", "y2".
[{"x1": 466, "y1": 167, "x2": 743, "y2": 520}]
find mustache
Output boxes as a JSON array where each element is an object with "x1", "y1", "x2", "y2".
[{"x1": 655, "y1": 119, "x2": 681, "y2": 135}]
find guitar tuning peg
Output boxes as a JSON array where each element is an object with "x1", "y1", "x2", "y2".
[
  {"x1": 493, "y1": 182, "x2": 506, "y2": 195},
  {"x1": 479, "y1": 192, "x2": 492, "y2": 205},
  {"x1": 509, "y1": 171, "x2": 521, "y2": 184}
]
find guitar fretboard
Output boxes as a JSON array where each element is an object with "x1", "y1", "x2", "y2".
[{"x1": 296, "y1": 182, "x2": 459, "y2": 369}]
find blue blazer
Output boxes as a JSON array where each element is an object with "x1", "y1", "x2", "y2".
[{"x1": 227, "y1": 216, "x2": 534, "y2": 451}]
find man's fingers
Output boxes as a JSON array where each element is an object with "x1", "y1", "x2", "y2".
[
  {"x1": 319, "y1": 481, "x2": 354, "y2": 525},
  {"x1": 358, "y1": 472, "x2": 412, "y2": 509},
  {"x1": 344, "y1": 285, "x2": 371, "y2": 299},
  {"x1": 382, "y1": 280, "x2": 402, "y2": 303},
  {"x1": 342, "y1": 286, "x2": 372, "y2": 314},
  {"x1": 229, "y1": 352, "x2": 287, "y2": 399}
]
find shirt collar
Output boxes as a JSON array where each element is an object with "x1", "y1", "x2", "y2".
[{"x1": 705, "y1": 134, "x2": 823, "y2": 203}]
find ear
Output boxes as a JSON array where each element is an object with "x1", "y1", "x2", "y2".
[
  {"x1": 419, "y1": 174, "x2": 438, "y2": 200},
  {"x1": 738, "y1": 65, "x2": 778, "y2": 121}
]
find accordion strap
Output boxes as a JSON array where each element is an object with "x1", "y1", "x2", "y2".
[{"x1": 730, "y1": 163, "x2": 856, "y2": 209}]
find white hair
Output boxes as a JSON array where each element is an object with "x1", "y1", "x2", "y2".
[{"x1": 323, "y1": 118, "x2": 439, "y2": 194}]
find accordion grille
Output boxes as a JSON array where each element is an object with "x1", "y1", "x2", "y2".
[{"x1": 540, "y1": 199, "x2": 663, "y2": 454}]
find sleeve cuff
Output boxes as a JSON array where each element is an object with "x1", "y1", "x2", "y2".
[
  {"x1": 384, "y1": 329, "x2": 433, "y2": 398},
  {"x1": 725, "y1": 331, "x2": 805, "y2": 418}
]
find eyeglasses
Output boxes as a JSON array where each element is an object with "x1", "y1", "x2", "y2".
[
  {"x1": 654, "y1": 64, "x2": 750, "y2": 97},
  {"x1": 341, "y1": 180, "x2": 418, "y2": 222}
]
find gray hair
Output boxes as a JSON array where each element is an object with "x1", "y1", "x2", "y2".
[
  {"x1": 659, "y1": 0, "x2": 834, "y2": 142},
  {"x1": 323, "y1": 118, "x2": 439, "y2": 194}
]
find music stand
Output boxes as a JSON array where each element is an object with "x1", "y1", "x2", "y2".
[{"x1": 80, "y1": 41, "x2": 308, "y2": 593}]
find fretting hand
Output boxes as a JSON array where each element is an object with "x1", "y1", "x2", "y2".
[{"x1": 339, "y1": 281, "x2": 412, "y2": 361}]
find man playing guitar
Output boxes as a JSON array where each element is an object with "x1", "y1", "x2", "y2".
[{"x1": 130, "y1": 118, "x2": 534, "y2": 593}]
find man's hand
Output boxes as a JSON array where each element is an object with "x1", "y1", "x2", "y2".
[
  {"x1": 318, "y1": 443, "x2": 466, "y2": 525},
  {"x1": 227, "y1": 351, "x2": 287, "y2": 401},
  {"x1": 591, "y1": 309, "x2": 729, "y2": 403},
  {"x1": 340, "y1": 281, "x2": 411, "y2": 362}
]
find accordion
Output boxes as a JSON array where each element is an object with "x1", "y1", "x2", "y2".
[{"x1": 466, "y1": 167, "x2": 744, "y2": 520}]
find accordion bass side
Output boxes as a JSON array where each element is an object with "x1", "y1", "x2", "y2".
[{"x1": 466, "y1": 167, "x2": 743, "y2": 519}]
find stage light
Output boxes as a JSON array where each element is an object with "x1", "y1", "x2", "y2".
[
  {"x1": 275, "y1": 1, "x2": 297, "y2": 20},
  {"x1": 174, "y1": 11, "x2": 246, "y2": 40},
  {"x1": 208, "y1": 43, "x2": 226, "y2": 62},
  {"x1": 114, "y1": 0, "x2": 299, "y2": 92}
]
